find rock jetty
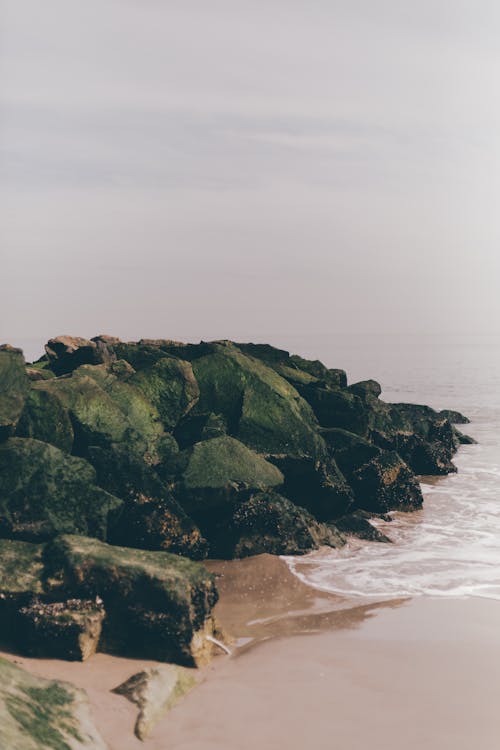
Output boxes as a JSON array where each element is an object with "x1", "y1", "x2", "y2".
[{"x1": 0, "y1": 336, "x2": 469, "y2": 663}]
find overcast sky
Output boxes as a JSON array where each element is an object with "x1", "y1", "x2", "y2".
[{"x1": 2, "y1": 1, "x2": 500, "y2": 360}]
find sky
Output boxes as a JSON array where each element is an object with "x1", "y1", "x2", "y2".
[{"x1": 2, "y1": 1, "x2": 500, "y2": 361}]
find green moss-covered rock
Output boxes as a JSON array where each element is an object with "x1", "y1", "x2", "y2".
[
  {"x1": 35, "y1": 365, "x2": 164, "y2": 461},
  {"x1": 0, "y1": 539, "x2": 45, "y2": 595},
  {"x1": 89, "y1": 445, "x2": 208, "y2": 559},
  {"x1": 0, "y1": 346, "x2": 29, "y2": 441},
  {"x1": 191, "y1": 345, "x2": 323, "y2": 457},
  {"x1": 130, "y1": 356, "x2": 200, "y2": 430},
  {"x1": 43, "y1": 535, "x2": 219, "y2": 665},
  {"x1": 0, "y1": 656, "x2": 108, "y2": 749},
  {"x1": 0, "y1": 438, "x2": 122, "y2": 541},
  {"x1": 15, "y1": 388, "x2": 74, "y2": 453},
  {"x1": 235, "y1": 343, "x2": 347, "y2": 388},
  {"x1": 177, "y1": 435, "x2": 283, "y2": 511},
  {"x1": 230, "y1": 491, "x2": 345, "y2": 558}
]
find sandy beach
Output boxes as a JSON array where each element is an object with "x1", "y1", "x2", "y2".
[{"x1": 3, "y1": 553, "x2": 500, "y2": 750}]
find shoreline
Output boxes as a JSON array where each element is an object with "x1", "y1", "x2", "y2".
[{"x1": 3, "y1": 553, "x2": 500, "y2": 749}]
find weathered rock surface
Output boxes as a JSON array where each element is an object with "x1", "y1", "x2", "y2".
[
  {"x1": 113, "y1": 665, "x2": 197, "y2": 739},
  {"x1": 229, "y1": 491, "x2": 345, "y2": 558},
  {"x1": 0, "y1": 656, "x2": 109, "y2": 749},
  {"x1": 0, "y1": 438, "x2": 122, "y2": 541},
  {"x1": 0, "y1": 346, "x2": 29, "y2": 441},
  {"x1": 17, "y1": 598, "x2": 105, "y2": 661},
  {"x1": 43, "y1": 535, "x2": 220, "y2": 665}
]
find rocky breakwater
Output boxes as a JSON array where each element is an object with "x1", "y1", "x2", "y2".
[{"x1": 0, "y1": 337, "x2": 471, "y2": 665}]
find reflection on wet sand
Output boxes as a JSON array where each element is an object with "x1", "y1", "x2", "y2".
[{"x1": 205, "y1": 554, "x2": 408, "y2": 650}]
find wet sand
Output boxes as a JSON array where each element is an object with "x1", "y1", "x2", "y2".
[{"x1": 3, "y1": 554, "x2": 500, "y2": 749}]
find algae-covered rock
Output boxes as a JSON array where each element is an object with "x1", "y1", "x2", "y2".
[
  {"x1": 36, "y1": 364, "x2": 164, "y2": 462},
  {"x1": 0, "y1": 656, "x2": 109, "y2": 749},
  {"x1": 190, "y1": 345, "x2": 323, "y2": 457},
  {"x1": 0, "y1": 345, "x2": 29, "y2": 441},
  {"x1": 130, "y1": 356, "x2": 200, "y2": 430},
  {"x1": 0, "y1": 438, "x2": 122, "y2": 541},
  {"x1": 0, "y1": 538, "x2": 45, "y2": 596},
  {"x1": 15, "y1": 388, "x2": 74, "y2": 453},
  {"x1": 17, "y1": 598, "x2": 105, "y2": 661},
  {"x1": 176, "y1": 435, "x2": 284, "y2": 516},
  {"x1": 113, "y1": 665, "x2": 198, "y2": 740},
  {"x1": 43, "y1": 535, "x2": 219, "y2": 665},
  {"x1": 230, "y1": 491, "x2": 345, "y2": 558},
  {"x1": 89, "y1": 445, "x2": 208, "y2": 558}
]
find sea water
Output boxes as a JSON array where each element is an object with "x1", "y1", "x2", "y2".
[{"x1": 278, "y1": 332, "x2": 500, "y2": 601}]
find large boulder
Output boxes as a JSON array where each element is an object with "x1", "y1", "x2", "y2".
[
  {"x1": 0, "y1": 438, "x2": 122, "y2": 541},
  {"x1": 43, "y1": 535, "x2": 220, "y2": 666},
  {"x1": 176, "y1": 435, "x2": 284, "y2": 513},
  {"x1": 189, "y1": 344, "x2": 324, "y2": 457},
  {"x1": 34, "y1": 364, "x2": 164, "y2": 462},
  {"x1": 228, "y1": 491, "x2": 345, "y2": 558},
  {"x1": 323, "y1": 428, "x2": 423, "y2": 513},
  {"x1": 0, "y1": 345, "x2": 29, "y2": 441},
  {"x1": 0, "y1": 656, "x2": 108, "y2": 750},
  {"x1": 349, "y1": 450, "x2": 423, "y2": 513}
]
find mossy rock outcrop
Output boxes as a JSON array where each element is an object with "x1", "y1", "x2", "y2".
[
  {"x1": 0, "y1": 438, "x2": 122, "y2": 542},
  {"x1": 0, "y1": 346, "x2": 29, "y2": 441},
  {"x1": 35, "y1": 364, "x2": 165, "y2": 462},
  {"x1": 15, "y1": 388, "x2": 74, "y2": 453},
  {"x1": 189, "y1": 344, "x2": 324, "y2": 457},
  {"x1": 175, "y1": 435, "x2": 284, "y2": 515},
  {"x1": 43, "y1": 535, "x2": 220, "y2": 665},
  {"x1": 89, "y1": 445, "x2": 208, "y2": 558},
  {"x1": 130, "y1": 356, "x2": 200, "y2": 430},
  {"x1": 0, "y1": 656, "x2": 108, "y2": 749}
]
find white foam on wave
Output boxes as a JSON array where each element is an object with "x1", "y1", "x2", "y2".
[{"x1": 283, "y1": 434, "x2": 500, "y2": 601}]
